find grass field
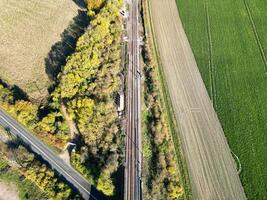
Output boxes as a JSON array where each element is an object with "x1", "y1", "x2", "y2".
[
  {"x1": 0, "y1": 0, "x2": 82, "y2": 100},
  {"x1": 176, "y1": 0, "x2": 267, "y2": 199}
]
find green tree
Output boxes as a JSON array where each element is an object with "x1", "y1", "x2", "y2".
[
  {"x1": 38, "y1": 113, "x2": 58, "y2": 134},
  {"x1": 14, "y1": 101, "x2": 38, "y2": 128},
  {"x1": 97, "y1": 170, "x2": 114, "y2": 196},
  {"x1": 0, "y1": 84, "x2": 14, "y2": 103}
]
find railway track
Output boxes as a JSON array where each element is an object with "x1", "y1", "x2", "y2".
[{"x1": 124, "y1": 0, "x2": 142, "y2": 199}]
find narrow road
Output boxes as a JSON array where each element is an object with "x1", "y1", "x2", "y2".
[
  {"x1": 0, "y1": 108, "x2": 101, "y2": 200},
  {"x1": 124, "y1": 0, "x2": 142, "y2": 199},
  {"x1": 149, "y1": 0, "x2": 247, "y2": 199}
]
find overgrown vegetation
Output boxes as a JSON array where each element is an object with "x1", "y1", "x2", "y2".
[
  {"x1": 52, "y1": 0, "x2": 124, "y2": 196},
  {"x1": 140, "y1": 0, "x2": 188, "y2": 199},
  {"x1": 0, "y1": 82, "x2": 69, "y2": 150},
  {"x1": 0, "y1": 160, "x2": 47, "y2": 200},
  {"x1": 0, "y1": 0, "x2": 124, "y2": 197},
  {"x1": 176, "y1": 0, "x2": 267, "y2": 198},
  {"x1": 0, "y1": 139, "x2": 80, "y2": 199}
]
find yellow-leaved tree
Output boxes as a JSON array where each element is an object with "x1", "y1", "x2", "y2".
[{"x1": 87, "y1": 0, "x2": 104, "y2": 11}]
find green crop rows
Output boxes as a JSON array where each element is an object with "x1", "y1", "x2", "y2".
[{"x1": 176, "y1": 0, "x2": 267, "y2": 199}]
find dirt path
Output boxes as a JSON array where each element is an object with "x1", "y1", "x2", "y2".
[
  {"x1": 0, "y1": 182, "x2": 19, "y2": 200},
  {"x1": 149, "y1": 0, "x2": 246, "y2": 199},
  {"x1": 61, "y1": 102, "x2": 80, "y2": 140},
  {"x1": 60, "y1": 102, "x2": 79, "y2": 164}
]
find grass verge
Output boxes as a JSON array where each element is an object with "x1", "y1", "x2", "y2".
[{"x1": 142, "y1": 0, "x2": 192, "y2": 198}]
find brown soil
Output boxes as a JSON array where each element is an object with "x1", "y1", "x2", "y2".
[
  {"x1": 61, "y1": 102, "x2": 80, "y2": 140},
  {"x1": 0, "y1": 182, "x2": 19, "y2": 200},
  {"x1": 149, "y1": 0, "x2": 246, "y2": 199}
]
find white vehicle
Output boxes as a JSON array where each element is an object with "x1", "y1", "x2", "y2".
[
  {"x1": 117, "y1": 91, "x2": 125, "y2": 118},
  {"x1": 118, "y1": 92, "x2": 125, "y2": 112}
]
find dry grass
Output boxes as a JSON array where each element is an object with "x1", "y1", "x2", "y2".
[
  {"x1": 0, "y1": 0, "x2": 80, "y2": 100},
  {"x1": 0, "y1": 181, "x2": 19, "y2": 200}
]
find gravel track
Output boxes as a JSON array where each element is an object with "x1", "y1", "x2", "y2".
[{"x1": 149, "y1": 0, "x2": 246, "y2": 199}]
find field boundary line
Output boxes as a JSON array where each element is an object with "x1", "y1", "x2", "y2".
[
  {"x1": 243, "y1": 0, "x2": 267, "y2": 72},
  {"x1": 204, "y1": 0, "x2": 217, "y2": 110},
  {"x1": 145, "y1": 0, "x2": 192, "y2": 199}
]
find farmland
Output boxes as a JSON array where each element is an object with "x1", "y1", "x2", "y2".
[
  {"x1": 0, "y1": 0, "x2": 83, "y2": 100},
  {"x1": 141, "y1": 0, "x2": 187, "y2": 199},
  {"x1": 176, "y1": 0, "x2": 267, "y2": 199}
]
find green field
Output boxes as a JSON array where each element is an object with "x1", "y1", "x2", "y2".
[{"x1": 176, "y1": 0, "x2": 267, "y2": 199}]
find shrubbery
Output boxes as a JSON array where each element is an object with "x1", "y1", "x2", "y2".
[
  {"x1": 0, "y1": 165, "x2": 47, "y2": 200},
  {"x1": 141, "y1": 1, "x2": 184, "y2": 198},
  {"x1": 0, "y1": 85, "x2": 70, "y2": 149},
  {"x1": 52, "y1": 0, "x2": 124, "y2": 196},
  {"x1": 0, "y1": 141, "x2": 79, "y2": 199},
  {"x1": 0, "y1": 0, "x2": 124, "y2": 197}
]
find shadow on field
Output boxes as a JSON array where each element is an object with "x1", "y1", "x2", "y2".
[
  {"x1": 72, "y1": 0, "x2": 87, "y2": 9},
  {"x1": 0, "y1": 79, "x2": 29, "y2": 101},
  {"x1": 45, "y1": 10, "x2": 89, "y2": 83}
]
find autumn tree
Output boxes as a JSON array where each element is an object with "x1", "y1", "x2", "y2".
[
  {"x1": 0, "y1": 83, "x2": 14, "y2": 103},
  {"x1": 0, "y1": 0, "x2": 124, "y2": 197},
  {"x1": 87, "y1": 0, "x2": 104, "y2": 11},
  {"x1": 12, "y1": 100, "x2": 38, "y2": 129}
]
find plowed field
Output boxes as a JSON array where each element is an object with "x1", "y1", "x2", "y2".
[{"x1": 149, "y1": 0, "x2": 246, "y2": 199}]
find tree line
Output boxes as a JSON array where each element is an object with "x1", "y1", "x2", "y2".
[
  {"x1": 0, "y1": 138, "x2": 81, "y2": 199},
  {"x1": 52, "y1": 0, "x2": 124, "y2": 196},
  {"x1": 141, "y1": 0, "x2": 184, "y2": 198}
]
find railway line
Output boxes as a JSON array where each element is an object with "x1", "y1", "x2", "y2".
[{"x1": 124, "y1": 0, "x2": 142, "y2": 199}]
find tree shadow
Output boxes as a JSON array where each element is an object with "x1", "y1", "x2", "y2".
[
  {"x1": 89, "y1": 187, "x2": 112, "y2": 200},
  {"x1": 111, "y1": 165, "x2": 124, "y2": 200},
  {"x1": 12, "y1": 85, "x2": 29, "y2": 101},
  {"x1": 0, "y1": 79, "x2": 9, "y2": 89},
  {"x1": 72, "y1": 0, "x2": 87, "y2": 9},
  {"x1": 45, "y1": 10, "x2": 89, "y2": 84},
  {"x1": 0, "y1": 79, "x2": 29, "y2": 101},
  {"x1": 6, "y1": 137, "x2": 23, "y2": 149}
]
